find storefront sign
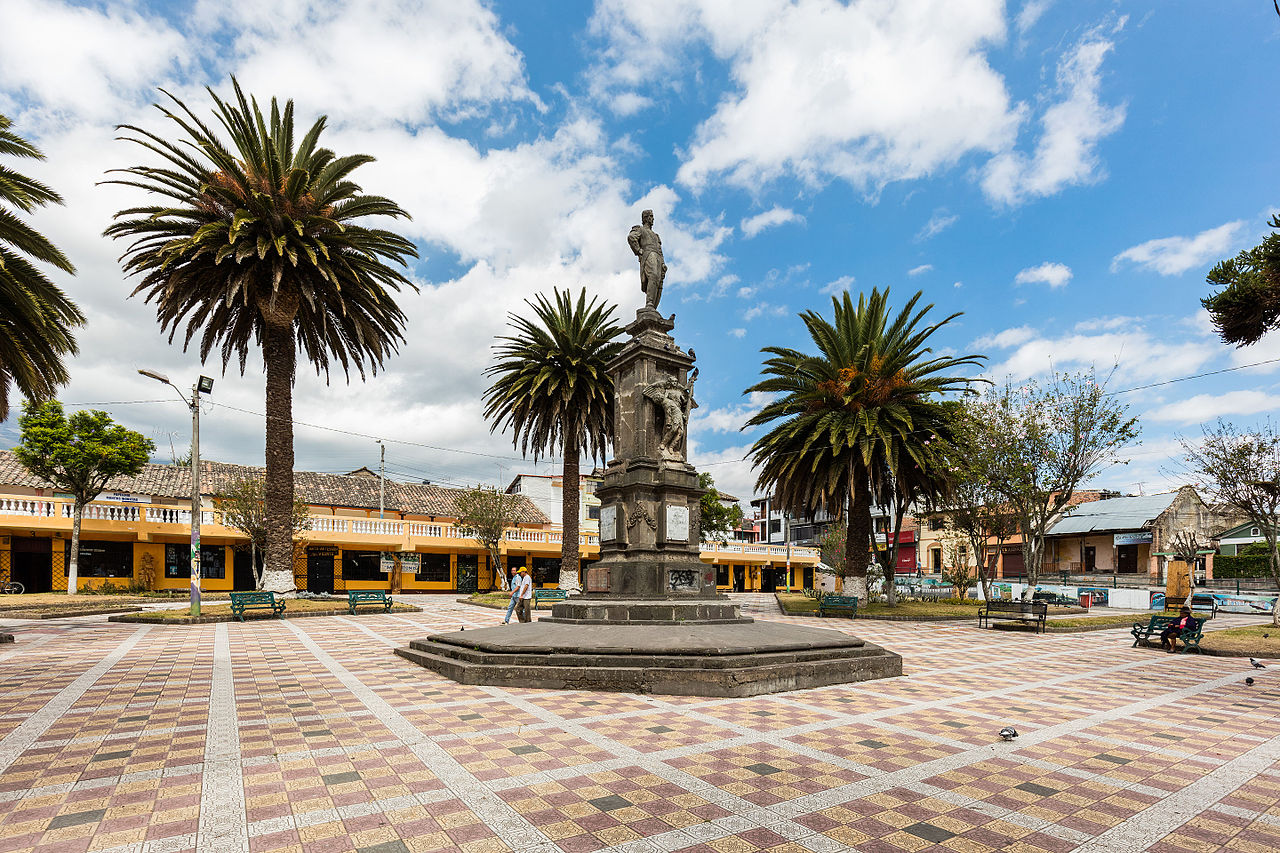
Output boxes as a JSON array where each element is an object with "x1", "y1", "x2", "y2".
[
  {"x1": 398, "y1": 553, "x2": 420, "y2": 573},
  {"x1": 1113, "y1": 531, "x2": 1152, "y2": 546},
  {"x1": 379, "y1": 553, "x2": 396, "y2": 574}
]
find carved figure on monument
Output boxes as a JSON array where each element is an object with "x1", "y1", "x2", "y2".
[
  {"x1": 627, "y1": 209, "x2": 667, "y2": 310},
  {"x1": 643, "y1": 368, "x2": 697, "y2": 461}
]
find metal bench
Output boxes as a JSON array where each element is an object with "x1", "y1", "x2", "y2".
[
  {"x1": 347, "y1": 590, "x2": 392, "y2": 615},
  {"x1": 978, "y1": 600, "x2": 1047, "y2": 633},
  {"x1": 817, "y1": 594, "x2": 858, "y2": 618},
  {"x1": 1131, "y1": 614, "x2": 1204, "y2": 653},
  {"x1": 229, "y1": 590, "x2": 285, "y2": 622},
  {"x1": 532, "y1": 589, "x2": 568, "y2": 609}
]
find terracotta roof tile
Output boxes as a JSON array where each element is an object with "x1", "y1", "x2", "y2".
[{"x1": 0, "y1": 450, "x2": 548, "y2": 524}]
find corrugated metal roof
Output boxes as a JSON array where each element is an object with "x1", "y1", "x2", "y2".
[
  {"x1": 1047, "y1": 493, "x2": 1177, "y2": 536},
  {"x1": 0, "y1": 449, "x2": 549, "y2": 524}
]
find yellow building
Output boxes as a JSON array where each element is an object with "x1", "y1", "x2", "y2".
[{"x1": 0, "y1": 452, "x2": 817, "y2": 594}]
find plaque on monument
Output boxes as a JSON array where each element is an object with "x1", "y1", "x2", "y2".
[
  {"x1": 665, "y1": 504, "x2": 689, "y2": 542},
  {"x1": 600, "y1": 505, "x2": 617, "y2": 542}
]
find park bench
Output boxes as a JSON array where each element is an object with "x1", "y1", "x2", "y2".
[
  {"x1": 978, "y1": 600, "x2": 1047, "y2": 633},
  {"x1": 229, "y1": 590, "x2": 285, "y2": 622},
  {"x1": 1189, "y1": 593, "x2": 1218, "y2": 619},
  {"x1": 1033, "y1": 591, "x2": 1076, "y2": 607},
  {"x1": 1131, "y1": 614, "x2": 1205, "y2": 653},
  {"x1": 347, "y1": 590, "x2": 392, "y2": 615},
  {"x1": 818, "y1": 594, "x2": 858, "y2": 619},
  {"x1": 532, "y1": 589, "x2": 568, "y2": 609}
]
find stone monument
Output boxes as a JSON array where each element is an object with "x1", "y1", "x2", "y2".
[{"x1": 395, "y1": 212, "x2": 902, "y2": 696}]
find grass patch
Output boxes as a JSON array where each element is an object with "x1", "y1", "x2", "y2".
[
  {"x1": 1045, "y1": 613, "x2": 1155, "y2": 631},
  {"x1": 0, "y1": 592, "x2": 214, "y2": 620},
  {"x1": 776, "y1": 592, "x2": 988, "y2": 620},
  {"x1": 1199, "y1": 624, "x2": 1280, "y2": 657},
  {"x1": 467, "y1": 592, "x2": 512, "y2": 609}
]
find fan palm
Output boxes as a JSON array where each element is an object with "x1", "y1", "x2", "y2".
[
  {"x1": 744, "y1": 288, "x2": 983, "y2": 600},
  {"x1": 0, "y1": 114, "x2": 83, "y2": 419},
  {"x1": 483, "y1": 288, "x2": 623, "y2": 590},
  {"x1": 105, "y1": 79, "x2": 418, "y2": 592}
]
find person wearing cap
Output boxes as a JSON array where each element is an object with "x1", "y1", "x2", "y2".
[
  {"x1": 512, "y1": 566, "x2": 534, "y2": 623},
  {"x1": 501, "y1": 567, "x2": 520, "y2": 625}
]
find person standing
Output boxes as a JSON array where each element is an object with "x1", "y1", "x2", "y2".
[
  {"x1": 513, "y1": 566, "x2": 534, "y2": 623},
  {"x1": 502, "y1": 567, "x2": 519, "y2": 625}
]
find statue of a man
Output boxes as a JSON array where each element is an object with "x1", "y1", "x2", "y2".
[
  {"x1": 628, "y1": 209, "x2": 667, "y2": 310},
  {"x1": 643, "y1": 369, "x2": 697, "y2": 460}
]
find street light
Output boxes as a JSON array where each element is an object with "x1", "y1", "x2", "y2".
[{"x1": 139, "y1": 369, "x2": 214, "y2": 616}]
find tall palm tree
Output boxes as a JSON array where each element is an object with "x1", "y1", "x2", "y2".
[
  {"x1": 483, "y1": 288, "x2": 623, "y2": 591},
  {"x1": 744, "y1": 288, "x2": 983, "y2": 600},
  {"x1": 0, "y1": 114, "x2": 83, "y2": 420},
  {"x1": 105, "y1": 79, "x2": 417, "y2": 592}
]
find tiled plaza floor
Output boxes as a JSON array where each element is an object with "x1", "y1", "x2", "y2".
[{"x1": 0, "y1": 598, "x2": 1275, "y2": 853}]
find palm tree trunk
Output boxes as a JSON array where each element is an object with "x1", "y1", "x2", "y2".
[
  {"x1": 559, "y1": 416, "x2": 582, "y2": 593},
  {"x1": 845, "y1": 468, "x2": 872, "y2": 601},
  {"x1": 67, "y1": 504, "x2": 82, "y2": 594},
  {"x1": 261, "y1": 322, "x2": 297, "y2": 594}
]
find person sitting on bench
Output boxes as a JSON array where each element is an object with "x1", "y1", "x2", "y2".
[{"x1": 1160, "y1": 607, "x2": 1196, "y2": 652}]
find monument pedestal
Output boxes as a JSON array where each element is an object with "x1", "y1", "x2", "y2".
[{"x1": 397, "y1": 216, "x2": 902, "y2": 696}]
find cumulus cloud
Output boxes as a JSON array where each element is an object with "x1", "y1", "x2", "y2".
[
  {"x1": 740, "y1": 205, "x2": 803, "y2": 238},
  {"x1": 692, "y1": 392, "x2": 771, "y2": 434},
  {"x1": 1111, "y1": 220, "x2": 1247, "y2": 276},
  {"x1": 907, "y1": 264, "x2": 934, "y2": 277},
  {"x1": 972, "y1": 326, "x2": 1038, "y2": 350},
  {"x1": 819, "y1": 275, "x2": 856, "y2": 296},
  {"x1": 744, "y1": 303, "x2": 788, "y2": 322},
  {"x1": 729, "y1": 328, "x2": 747, "y2": 338},
  {"x1": 916, "y1": 210, "x2": 959, "y2": 242},
  {"x1": 1145, "y1": 391, "x2": 1280, "y2": 425},
  {"x1": 1014, "y1": 261, "x2": 1072, "y2": 288},
  {"x1": 982, "y1": 27, "x2": 1125, "y2": 205}
]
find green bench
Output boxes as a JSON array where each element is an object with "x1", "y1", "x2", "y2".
[
  {"x1": 818, "y1": 594, "x2": 858, "y2": 618},
  {"x1": 229, "y1": 590, "x2": 285, "y2": 622},
  {"x1": 532, "y1": 589, "x2": 568, "y2": 609},
  {"x1": 978, "y1": 600, "x2": 1047, "y2": 633},
  {"x1": 1131, "y1": 614, "x2": 1204, "y2": 653},
  {"x1": 347, "y1": 590, "x2": 392, "y2": 615}
]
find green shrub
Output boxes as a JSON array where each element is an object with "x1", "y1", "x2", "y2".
[{"x1": 1214, "y1": 554, "x2": 1273, "y2": 578}]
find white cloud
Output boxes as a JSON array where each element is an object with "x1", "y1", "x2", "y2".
[
  {"x1": 916, "y1": 210, "x2": 958, "y2": 241},
  {"x1": 1015, "y1": 0, "x2": 1054, "y2": 37},
  {"x1": 692, "y1": 392, "x2": 771, "y2": 434},
  {"x1": 737, "y1": 286, "x2": 757, "y2": 299},
  {"x1": 972, "y1": 326, "x2": 1037, "y2": 350},
  {"x1": 907, "y1": 264, "x2": 934, "y2": 277},
  {"x1": 740, "y1": 205, "x2": 803, "y2": 238},
  {"x1": 729, "y1": 328, "x2": 747, "y2": 338},
  {"x1": 590, "y1": 0, "x2": 1019, "y2": 195},
  {"x1": 819, "y1": 275, "x2": 855, "y2": 296},
  {"x1": 1014, "y1": 261, "x2": 1072, "y2": 288},
  {"x1": 744, "y1": 303, "x2": 788, "y2": 322},
  {"x1": 1145, "y1": 391, "x2": 1280, "y2": 424},
  {"x1": 1112, "y1": 220, "x2": 1247, "y2": 276},
  {"x1": 982, "y1": 27, "x2": 1125, "y2": 205}
]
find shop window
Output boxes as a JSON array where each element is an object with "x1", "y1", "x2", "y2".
[
  {"x1": 416, "y1": 553, "x2": 450, "y2": 583},
  {"x1": 343, "y1": 550, "x2": 385, "y2": 581},
  {"x1": 587, "y1": 506, "x2": 601, "y2": 520},
  {"x1": 66, "y1": 540, "x2": 133, "y2": 578},
  {"x1": 164, "y1": 544, "x2": 226, "y2": 579},
  {"x1": 716, "y1": 566, "x2": 730, "y2": 586}
]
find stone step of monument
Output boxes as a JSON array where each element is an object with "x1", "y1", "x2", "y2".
[{"x1": 392, "y1": 641, "x2": 902, "y2": 698}]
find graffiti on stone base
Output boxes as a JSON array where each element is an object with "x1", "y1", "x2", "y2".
[{"x1": 668, "y1": 569, "x2": 698, "y2": 591}]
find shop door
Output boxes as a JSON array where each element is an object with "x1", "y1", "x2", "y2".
[
  {"x1": 307, "y1": 551, "x2": 334, "y2": 594},
  {"x1": 1084, "y1": 546, "x2": 1096, "y2": 571},
  {"x1": 1000, "y1": 549, "x2": 1025, "y2": 578},
  {"x1": 803, "y1": 567, "x2": 814, "y2": 590},
  {"x1": 233, "y1": 550, "x2": 257, "y2": 590},
  {"x1": 11, "y1": 537, "x2": 52, "y2": 593},
  {"x1": 733, "y1": 566, "x2": 745, "y2": 592},
  {"x1": 457, "y1": 553, "x2": 478, "y2": 592},
  {"x1": 761, "y1": 568, "x2": 777, "y2": 592},
  {"x1": 1116, "y1": 545, "x2": 1138, "y2": 573}
]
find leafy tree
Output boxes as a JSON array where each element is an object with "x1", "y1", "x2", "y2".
[
  {"x1": 0, "y1": 114, "x2": 84, "y2": 419},
  {"x1": 454, "y1": 485, "x2": 522, "y2": 591},
  {"x1": 817, "y1": 522, "x2": 882, "y2": 596},
  {"x1": 964, "y1": 372, "x2": 1139, "y2": 599},
  {"x1": 1182, "y1": 419, "x2": 1280, "y2": 625},
  {"x1": 1202, "y1": 224, "x2": 1280, "y2": 346},
  {"x1": 213, "y1": 476, "x2": 312, "y2": 589},
  {"x1": 483, "y1": 288, "x2": 623, "y2": 592},
  {"x1": 13, "y1": 401, "x2": 153, "y2": 594},
  {"x1": 698, "y1": 472, "x2": 744, "y2": 543},
  {"x1": 105, "y1": 78, "x2": 417, "y2": 594},
  {"x1": 745, "y1": 288, "x2": 983, "y2": 601}
]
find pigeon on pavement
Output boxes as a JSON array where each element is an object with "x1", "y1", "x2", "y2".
[
  {"x1": 998, "y1": 727, "x2": 1019, "y2": 741},
  {"x1": 1246, "y1": 677, "x2": 1255, "y2": 686},
  {"x1": 1250, "y1": 658, "x2": 1265, "y2": 669}
]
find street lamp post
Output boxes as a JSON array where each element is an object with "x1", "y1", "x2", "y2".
[{"x1": 139, "y1": 370, "x2": 214, "y2": 616}]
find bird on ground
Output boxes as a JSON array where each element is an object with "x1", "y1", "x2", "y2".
[
  {"x1": 998, "y1": 727, "x2": 1018, "y2": 741},
  {"x1": 1246, "y1": 677, "x2": 1255, "y2": 686},
  {"x1": 1250, "y1": 658, "x2": 1266, "y2": 669}
]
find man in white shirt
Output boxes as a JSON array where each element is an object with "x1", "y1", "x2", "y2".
[{"x1": 513, "y1": 566, "x2": 534, "y2": 623}]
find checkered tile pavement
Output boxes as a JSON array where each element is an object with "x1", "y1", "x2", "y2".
[{"x1": 0, "y1": 598, "x2": 1275, "y2": 852}]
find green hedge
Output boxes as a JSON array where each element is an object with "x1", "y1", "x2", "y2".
[{"x1": 1214, "y1": 554, "x2": 1274, "y2": 578}]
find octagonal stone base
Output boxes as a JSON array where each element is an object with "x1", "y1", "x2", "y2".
[{"x1": 394, "y1": 621, "x2": 902, "y2": 698}]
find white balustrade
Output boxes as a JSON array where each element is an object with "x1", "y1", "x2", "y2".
[
  {"x1": 309, "y1": 517, "x2": 348, "y2": 533},
  {"x1": 0, "y1": 498, "x2": 56, "y2": 517},
  {"x1": 62, "y1": 502, "x2": 140, "y2": 522},
  {"x1": 351, "y1": 519, "x2": 402, "y2": 536}
]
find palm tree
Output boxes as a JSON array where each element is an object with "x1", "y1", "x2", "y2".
[
  {"x1": 0, "y1": 114, "x2": 84, "y2": 420},
  {"x1": 105, "y1": 79, "x2": 417, "y2": 592},
  {"x1": 483, "y1": 288, "x2": 623, "y2": 591},
  {"x1": 744, "y1": 288, "x2": 983, "y2": 600}
]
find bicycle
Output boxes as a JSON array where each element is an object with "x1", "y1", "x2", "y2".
[{"x1": 0, "y1": 581, "x2": 23, "y2": 595}]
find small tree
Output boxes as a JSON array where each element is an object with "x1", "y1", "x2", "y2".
[
  {"x1": 13, "y1": 401, "x2": 153, "y2": 594},
  {"x1": 214, "y1": 476, "x2": 312, "y2": 589},
  {"x1": 699, "y1": 472, "x2": 744, "y2": 543},
  {"x1": 818, "y1": 523, "x2": 881, "y2": 597},
  {"x1": 1183, "y1": 419, "x2": 1280, "y2": 625},
  {"x1": 965, "y1": 372, "x2": 1139, "y2": 600},
  {"x1": 455, "y1": 486, "x2": 522, "y2": 591}
]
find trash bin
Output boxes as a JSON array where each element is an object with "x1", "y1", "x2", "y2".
[{"x1": 1078, "y1": 592, "x2": 1092, "y2": 608}]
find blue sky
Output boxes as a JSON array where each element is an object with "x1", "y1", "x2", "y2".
[{"x1": 2, "y1": 0, "x2": 1278, "y2": 502}]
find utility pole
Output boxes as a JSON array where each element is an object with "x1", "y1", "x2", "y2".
[{"x1": 378, "y1": 440, "x2": 386, "y2": 519}]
